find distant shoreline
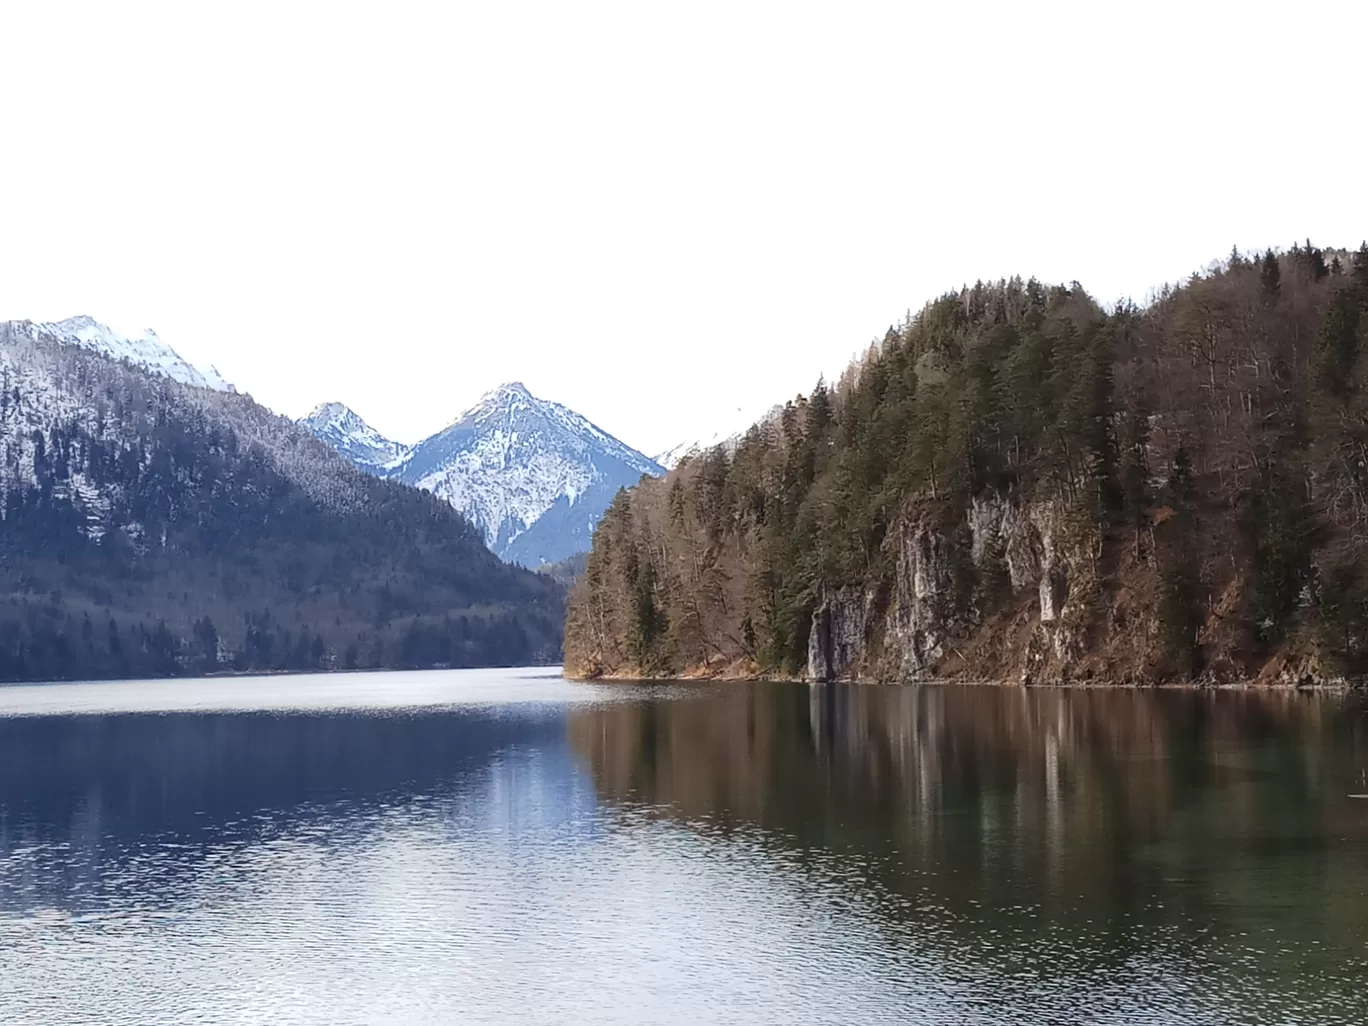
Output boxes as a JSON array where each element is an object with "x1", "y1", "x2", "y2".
[
  {"x1": 0, "y1": 662, "x2": 566, "y2": 689},
  {"x1": 569, "y1": 667, "x2": 1363, "y2": 692}
]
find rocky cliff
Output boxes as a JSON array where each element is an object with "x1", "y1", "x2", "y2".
[{"x1": 804, "y1": 493, "x2": 1103, "y2": 683}]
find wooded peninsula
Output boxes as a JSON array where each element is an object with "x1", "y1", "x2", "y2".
[{"x1": 566, "y1": 244, "x2": 1368, "y2": 686}]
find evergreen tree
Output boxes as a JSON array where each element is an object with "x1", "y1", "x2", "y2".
[
  {"x1": 1117, "y1": 382, "x2": 1151, "y2": 554},
  {"x1": 1317, "y1": 286, "x2": 1363, "y2": 397},
  {"x1": 1261, "y1": 250, "x2": 1281, "y2": 300},
  {"x1": 1158, "y1": 447, "x2": 1203, "y2": 675}
]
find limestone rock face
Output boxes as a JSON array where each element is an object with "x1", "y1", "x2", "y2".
[
  {"x1": 1039, "y1": 563, "x2": 1069, "y2": 622},
  {"x1": 804, "y1": 491, "x2": 1096, "y2": 681},
  {"x1": 807, "y1": 610, "x2": 830, "y2": 681},
  {"x1": 807, "y1": 590, "x2": 867, "y2": 682},
  {"x1": 889, "y1": 519, "x2": 954, "y2": 677},
  {"x1": 970, "y1": 495, "x2": 1031, "y2": 589},
  {"x1": 972, "y1": 492, "x2": 1076, "y2": 632},
  {"x1": 969, "y1": 492, "x2": 1049, "y2": 592}
]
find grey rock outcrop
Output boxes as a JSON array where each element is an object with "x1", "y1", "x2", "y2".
[
  {"x1": 807, "y1": 491, "x2": 1090, "y2": 682},
  {"x1": 889, "y1": 519, "x2": 955, "y2": 676},
  {"x1": 968, "y1": 492, "x2": 1048, "y2": 590},
  {"x1": 808, "y1": 589, "x2": 867, "y2": 682}
]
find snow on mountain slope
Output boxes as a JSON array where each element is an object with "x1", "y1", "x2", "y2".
[
  {"x1": 398, "y1": 383, "x2": 664, "y2": 566},
  {"x1": 0, "y1": 318, "x2": 372, "y2": 542},
  {"x1": 0, "y1": 325, "x2": 123, "y2": 528},
  {"x1": 39, "y1": 315, "x2": 234, "y2": 392},
  {"x1": 298, "y1": 402, "x2": 411, "y2": 473},
  {"x1": 653, "y1": 404, "x2": 778, "y2": 469},
  {"x1": 654, "y1": 432, "x2": 734, "y2": 470},
  {"x1": 303, "y1": 381, "x2": 664, "y2": 566}
]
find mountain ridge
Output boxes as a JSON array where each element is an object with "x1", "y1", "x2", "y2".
[
  {"x1": 39, "y1": 315, "x2": 234, "y2": 393},
  {"x1": 22, "y1": 314, "x2": 677, "y2": 569}
]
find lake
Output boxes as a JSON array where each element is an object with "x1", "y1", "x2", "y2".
[{"x1": 0, "y1": 669, "x2": 1365, "y2": 1024}]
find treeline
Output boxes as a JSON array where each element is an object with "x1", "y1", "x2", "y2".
[
  {"x1": 0, "y1": 598, "x2": 548, "y2": 682},
  {"x1": 566, "y1": 243, "x2": 1368, "y2": 683},
  {"x1": 0, "y1": 323, "x2": 564, "y2": 682}
]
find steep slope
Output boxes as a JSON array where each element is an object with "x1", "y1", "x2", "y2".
[
  {"x1": 0, "y1": 320, "x2": 563, "y2": 682},
  {"x1": 305, "y1": 382, "x2": 665, "y2": 567},
  {"x1": 566, "y1": 244, "x2": 1368, "y2": 687},
  {"x1": 40, "y1": 315, "x2": 234, "y2": 392},
  {"x1": 299, "y1": 402, "x2": 411, "y2": 473}
]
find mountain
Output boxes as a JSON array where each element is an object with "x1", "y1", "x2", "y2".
[
  {"x1": 39, "y1": 315, "x2": 234, "y2": 392},
  {"x1": 566, "y1": 244, "x2": 1368, "y2": 687},
  {"x1": 299, "y1": 402, "x2": 411, "y2": 473},
  {"x1": 0, "y1": 320, "x2": 563, "y2": 682},
  {"x1": 396, "y1": 383, "x2": 665, "y2": 566},
  {"x1": 303, "y1": 382, "x2": 664, "y2": 567}
]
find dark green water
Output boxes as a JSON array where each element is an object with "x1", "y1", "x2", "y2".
[{"x1": 0, "y1": 670, "x2": 1364, "y2": 1024}]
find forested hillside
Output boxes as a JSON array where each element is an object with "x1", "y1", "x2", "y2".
[
  {"x1": 566, "y1": 244, "x2": 1368, "y2": 685},
  {"x1": 0, "y1": 321, "x2": 563, "y2": 682}
]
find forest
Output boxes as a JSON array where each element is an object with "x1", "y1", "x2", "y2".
[
  {"x1": 0, "y1": 323, "x2": 564, "y2": 682},
  {"x1": 566, "y1": 244, "x2": 1368, "y2": 685}
]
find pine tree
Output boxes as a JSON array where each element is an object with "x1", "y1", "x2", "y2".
[
  {"x1": 193, "y1": 616, "x2": 219, "y2": 671},
  {"x1": 1309, "y1": 245, "x2": 1329, "y2": 281},
  {"x1": 1317, "y1": 286, "x2": 1363, "y2": 397},
  {"x1": 1118, "y1": 383, "x2": 1151, "y2": 554},
  {"x1": 1158, "y1": 446, "x2": 1203, "y2": 675},
  {"x1": 1261, "y1": 250, "x2": 1281, "y2": 300},
  {"x1": 1355, "y1": 243, "x2": 1368, "y2": 288}
]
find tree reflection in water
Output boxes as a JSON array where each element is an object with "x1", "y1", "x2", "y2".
[{"x1": 570, "y1": 682, "x2": 1368, "y2": 1011}]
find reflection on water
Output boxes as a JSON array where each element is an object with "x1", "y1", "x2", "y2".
[
  {"x1": 569, "y1": 683, "x2": 1368, "y2": 1023},
  {"x1": 0, "y1": 669, "x2": 1365, "y2": 1024}
]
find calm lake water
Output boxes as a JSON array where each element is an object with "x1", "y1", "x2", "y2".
[{"x1": 0, "y1": 670, "x2": 1365, "y2": 1025}]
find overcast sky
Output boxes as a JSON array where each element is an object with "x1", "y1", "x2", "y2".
[{"x1": 2, "y1": 1, "x2": 1365, "y2": 455}]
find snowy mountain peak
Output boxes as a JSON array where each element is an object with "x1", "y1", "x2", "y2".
[
  {"x1": 51, "y1": 314, "x2": 108, "y2": 335},
  {"x1": 302, "y1": 401, "x2": 367, "y2": 432},
  {"x1": 39, "y1": 315, "x2": 234, "y2": 393},
  {"x1": 297, "y1": 401, "x2": 411, "y2": 473},
  {"x1": 463, "y1": 381, "x2": 537, "y2": 422},
  {"x1": 305, "y1": 382, "x2": 664, "y2": 566},
  {"x1": 488, "y1": 380, "x2": 533, "y2": 401},
  {"x1": 442, "y1": 382, "x2": 662, "y2": 480}
]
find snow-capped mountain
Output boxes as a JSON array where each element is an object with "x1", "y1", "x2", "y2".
[
  {"x1": 298, "y1": 402, "x2": 411, "y2": 473},
  {"x1": 39, "y1": 315, "x2": 234, "y2": 392},
  {"x1": 0, "y1": 318, "x2": 562, "y2": 680},
  {"x1": 302, "y1": 382, "x2": 664, "y2": 566}
]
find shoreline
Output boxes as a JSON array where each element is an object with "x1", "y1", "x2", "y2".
[
  {"x1": 0, "y1": 662, "x2": 566, "y2": 690},
  {"x1": 567, "y1": 667, "x2": 1363, "y2": 692}
]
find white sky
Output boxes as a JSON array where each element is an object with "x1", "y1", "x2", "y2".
[{"x1": 2, "y1": 1, "x2": 1365, "y2": 456}]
